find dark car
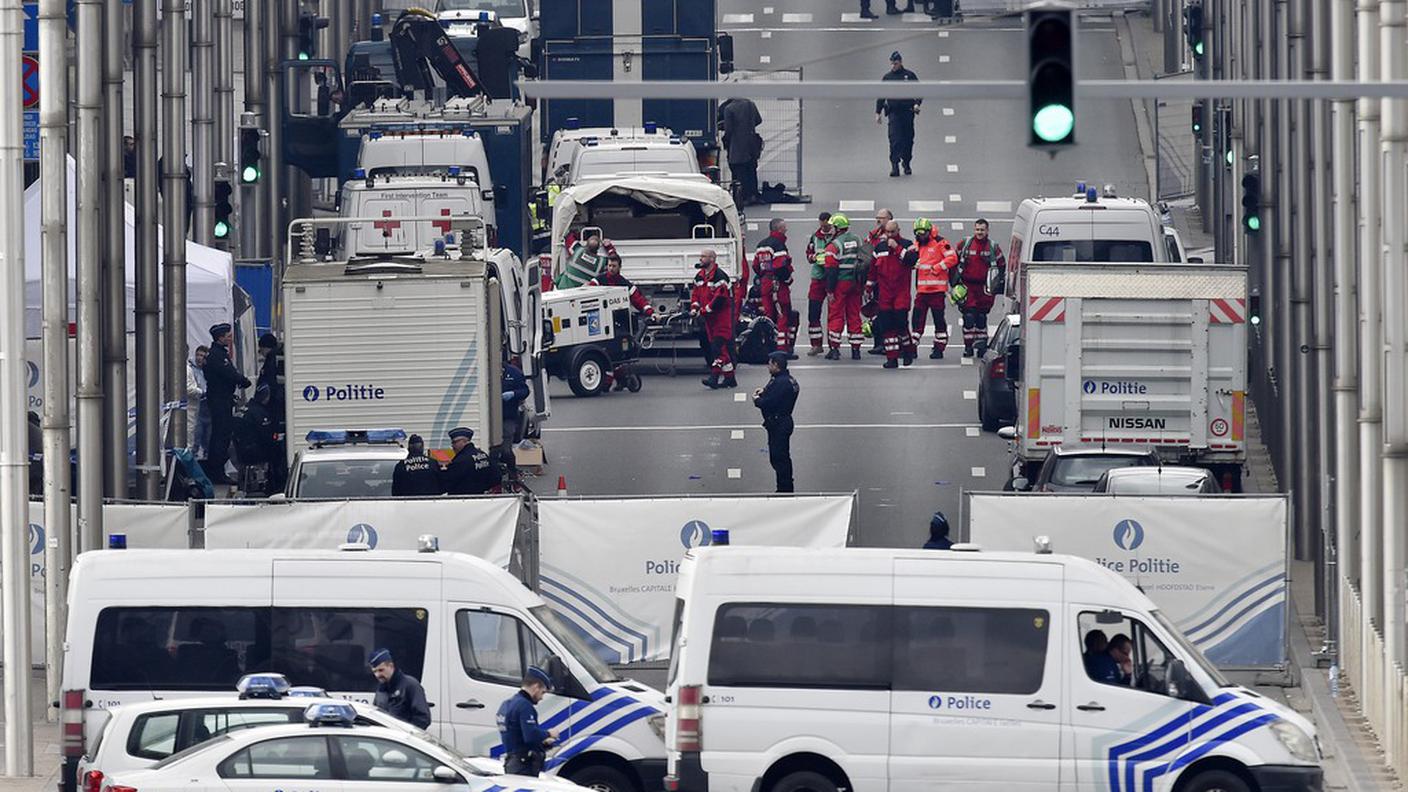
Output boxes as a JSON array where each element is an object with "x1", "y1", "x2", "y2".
[
  {"x1": 1029, "y1": 446, "x2": 1162, "y2": 493},
  {"x1": 977, "y1": 313, "x2": 1021, "y2": 432}
]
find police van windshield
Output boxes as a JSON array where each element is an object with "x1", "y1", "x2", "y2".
[
  {"x1": 529, "y1": 606, "x2": 622, "y2": 684},
  {"x1": 1151, "y1": 610, "x2": 1232, "y2": 687},
  {"x1": 1031, "y1": 240, "x2": 1155, "y2": 262},
  {"x1": 294, "y1": 460, "x2": 398, "y2": 499}
]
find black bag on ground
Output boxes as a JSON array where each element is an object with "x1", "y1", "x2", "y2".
[{"x1": 737, "y1": 316, "x2": 778, "y2": 365}]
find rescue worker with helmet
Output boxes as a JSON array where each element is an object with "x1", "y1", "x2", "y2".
[
  {"x1": 867, "y1": 220, "x2": 918, "y2": 368},
  {"x1": 910, "y1": 217, "x2": 959, "y2": 359},
  {"x1": 753, "y1": 218, "x2": 798, "y2": 358},
  {"x1": 822, "y1": 213, "x2": 867, "y2": 360},
  {"x1": 692, "y1": 248, "x2": 738, "y2": 389},
  {"x1": 951, "y1": 218, "x2": 1006, "y2": 357},
  {"x1": 804, "y1": 212, "x2": 834, "y2": 356}
]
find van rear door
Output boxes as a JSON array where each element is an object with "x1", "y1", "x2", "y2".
[{"x1": 889, "y1": 557, "x2": 1064, "y2": 790}]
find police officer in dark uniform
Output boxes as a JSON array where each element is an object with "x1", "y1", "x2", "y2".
[
  {"x1": 753, "y1": 351, "x2": 800, "y2": 493},
  {"x1": 441, "y1": 427, "x2": 500, "y2": 495},
  {"x1": 924, "y1": 511, "x2": 955, "y2": 549},
  {"x1": 875, "y1": 51, "x2": 922, "y2": 178},
  {"x1": 369, "y1": 648, "x2": 432, "y2": 729},
  {"x1": 203, "y1": 323, "x2": 250, "y2": 485},
  {"x1": 496, "y1": 666, "x2": 560, "y2": 776},
  {"x1": 392, "y1": 434, "x2": 442, "y2": 496}
]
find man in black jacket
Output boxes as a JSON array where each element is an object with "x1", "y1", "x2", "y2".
[
  {"x1": 204, "y1": 323, "x2": 250, "y2": 485},
  {"x1": 392, "y1": 434, "x2": 443, "y2": 496},
  {"x1": 753, "y1": 351, "x2": 801, "y2": 493},
  {"x1": 256, "y1": 333, "x2": 285, "y2": 425},
  {"x1": 875, "y1": 51, "x2": 922, "y2": 177},
  {"x1": 441, "y1": 426, "x2": 500, "y2": 495}
]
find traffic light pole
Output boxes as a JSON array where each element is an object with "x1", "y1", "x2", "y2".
[
  {"x1": 193, "y1": 0, "x2": 216, "y2": 247},
  {"x1": 242, "y1": 0, "x2": 268, "y2": 263}
]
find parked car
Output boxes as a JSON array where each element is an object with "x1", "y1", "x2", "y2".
[
  {"x1": 1021, "y1": 446, "x2": 1162, "y2": 492},
  {"x1": 977, "y1": 314, "x2": 1021, "y2": 432},
  {"x1": 1093, "y1": 465, "x2": 1224, "y2": 495}
]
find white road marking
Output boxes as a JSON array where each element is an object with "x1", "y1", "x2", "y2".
[
  {"x1": 942, "y1": 107, "x2": 955, "y2": 116},
  {"x1": 961, "y1": 356, "x2": 974, "y2": 366},
  {"x1": 770, "y1": 204, "x2": 806, "y2": 212},
  {"x1": 781, "y1": 12, "x2": 812, "y2": 22},
  {"x1": 728, "y1": 468, "x2": 742, "y2": 479},
  {"x1": 966, "y1": 427, "x2": 981, "y2": 437},
  {"x1": 761, "y1": 30, "x2": 772, "y2": 38},
  {"x1": 944, "y1": 134, "x2": 957, "y2": 143},
  {"x1": 939, "y1": 54, "x2": 951, "y2": 63},
  {"x1": 947, "y1": 164, "x2": 959, "y2": 173},
  {"x1": 976, "y1": 200, "x2": 1014, "y2": 213},
  {"x1": 731, "y1": 429, "x2": 745, "y2": 439},
  {"x1": 840, "y1": 12, "x2": 873, "y2": 22},
  {"x1": 747, "y1": 222, "x2": 759, "y2": 231},
  {"x1": 909, "y1": 200, "x2": 945, "y2": 212},
  {"x1": 723, "y1": 13, "x2": 754, "y2": 24},
  {"x1": 764, "y1": 5, "x2": 775, "y2": 13},
  {"x1": 890, "y1": 411, "x2": 915, "y2": 416},
  {"x1": 734, "y1": 392, "x2": 747, "y2": 402},
  {"x1": 938, "y1": 30, "x2": 950, "y2": 37},
  {"x1": 839, "y1": 199, "x2": 875, "y2": 212},
  {"x1": 948, "y1": 193, "x2": 962, "y2": 202},
  {"x1": 760, "y1": 55, "x2": 772, "y2": 63},
  {"x1": 971, "y1": 466, "x2": 987, "y2": 478},
  {"x1": 546, "y1": 422, "x2": 982, "y2": 432},
  {"x1": 952, "y1": 222, "x2": 964, "y2": 230},
  {"x1": 963, "y1": 390, "x2": 977, "y2": 400}
]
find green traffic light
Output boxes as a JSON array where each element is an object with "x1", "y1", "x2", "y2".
[
  {"x1": 1033, "y1": 104, "x2": 1075, "y2": 143},
  {"x1": 1245, "y1": 215, "x2": 1261, "y2": 232},
  {"x1": 241, "y1": 165, "x2": 260, "y2": 183},
  {"x1": 214, "y1": 220, "x2": 230, "y2": 239},
  {"x1": 1194, "y1": 41, "x2": 1204, "y2": 56},
  {"x1": 1225, "y1": 150, "x2": 1234, "y2": 166},
  {"x1": 298, "y1": 51, "x2": 310, "y2": 61}
]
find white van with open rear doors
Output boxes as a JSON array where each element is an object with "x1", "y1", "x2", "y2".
[{"x1": 664, "y1": 546, "x2": 1321, "y2": 792}]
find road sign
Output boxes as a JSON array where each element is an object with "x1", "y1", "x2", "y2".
[
  {"x1": 23, "y1": 3, "x2": 37, "y2": 52},
  {"x1": 23, "y1": 111, "x2": 39, "y2": 161},
  {"x1": 22, "y1": 54, "x2": 38, "y2": 110}
]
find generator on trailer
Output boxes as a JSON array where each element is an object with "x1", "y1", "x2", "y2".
[{"x1": 541, "y1": 285, "x2": 645, "y2": 396}]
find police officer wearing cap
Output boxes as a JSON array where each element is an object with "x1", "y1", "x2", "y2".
[
  {"x1": 203, "y1": 322, "x2": 251, "y2": 485},
  {"x1": 441, "y1": 427, "x2": 500, "y2": 495},
  {"x1": 496, "y1": 666, "x2": 561, "y2": 776},
  {"x1": 392, "y1": 434, "x2": 442, "y2": 496},
  {"x1": 369, "y1": 648, "x2": 432, "y2": 729},
  {"x1": 876, "y1": 51, "x2": 922, "y2": 178},
  {"x1": 753, "y1": 351, "x2": 800, "y2": 493}
]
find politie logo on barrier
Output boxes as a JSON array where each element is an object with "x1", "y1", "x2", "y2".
[
  {"x1": 928, "y1": 695, "x2": 944, "y2": 709},
  {"x1": 680, "y1": 520, "x2": 713, "y2": 549},
  {"x1": 28, "y1": 523, "x2": 43, "y2": 555},
  {"x1": 1082, "y1": 380, "x2": 1096, "y2": 395},
  {"x1": 346, "y1": 523, "x2": 378, "y2": 549},
  {"x1": 302, "y1": 385, "x2": 320, "y2": 402},
  {"x1": 1113, "y1": 518, "x2": 1146, "y2": 551},
  {"x1": 26, "y1": 361, "x2": 39, "y2": 389}
]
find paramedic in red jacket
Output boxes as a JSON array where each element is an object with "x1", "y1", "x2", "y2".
[
  {"x1": 753, "y1": 218, "x2": 797, "y2": 358},
  {"x1": 867, "y1": 220, "x2": 917, "y2": 367},
  {"x1": 691, "y1": 249, "x2": 738, "y2": 389}
]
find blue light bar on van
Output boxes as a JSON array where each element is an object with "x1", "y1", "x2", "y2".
[
  {"x1": 304, "y1": 703, "x2": 358, "y2": 727},
  {"x1": 711, "y1": 529, "x2": 730, "y2": 546},
  {"x1": 108, "y1": 534, "x2": 127, "y2": 550},
  {"x1": 565, "y1": 117, "x2": 581, "y2": 130},
  {"x1": 644, "y1": 121, "x2": 658, "y2": 134},
  {"x1": 479, "y1": 10, "x2": 491, "y2": 20},
  {"x1": 352, "y1": 168, "x2": 367, "y2": 180},
  {"x1": 305, "y1": 429, "x2": 407, "y2": 447},
  {"x1": 1086, "y1": 187, "x2": 1099, "y2": 202},
  {"x1": 448, "y1": 166, "x2": 462, "y2": 177},
  {"x1": 1075, "y1": 181, "x2": 1086, "y2": 195},
  {"x1": 238, "y1": 673, "x2": 292, "y2": 700},
  {"x1": 288, "y1": 686, "x2": 330, "y2": 698},
  {"x1": 368, "y1": 131, "x2": 383, "y2": 140}
]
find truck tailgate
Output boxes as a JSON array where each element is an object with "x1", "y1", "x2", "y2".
[
  {"x1": 611, "y1": 238, "x2": 740, "y2": 284},
  {"x1": 1020, "y1": 265, "x2": 1248, "y2": 458}
]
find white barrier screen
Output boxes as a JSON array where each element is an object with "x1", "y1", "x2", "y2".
[
  {"x1": 538, "y1": 496, "x2": 854, "y2": 664},
  {"x1": 204, "y1": 497, "x2": 520, "y2": 567},
  {"x1": 967, "y1": 494, "x2": 1288, "y2": 668}
]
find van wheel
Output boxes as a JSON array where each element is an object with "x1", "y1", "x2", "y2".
[
  {"x1": 1179, "y1": 770, "x2": 1251, "y2": 792},
  {"x1": 566, "y1": 765, "x2": 634, "y2": 792},
  {"x1": 568, "y1": 351, "x2": 609, "y2": 397},
  {"x1": 771, "y1": 771, "x2": 840, "y2": 792}
]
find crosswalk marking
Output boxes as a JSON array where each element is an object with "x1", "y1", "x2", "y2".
[
  {"x1": 938, "y1": 30, "x2": 950, "y2": 37},
  {"x1": 763, "y1": 6, "x2": 775, "y2": 13},
  {"x1": 971, "y1": 466, "x2": 987, "y2": 478},
  {"x1": 761, "y1": 30, "x2": 772, "y2": 38},
  {"x1": 840, "y1": 12, "x2": 873, "y2": 22},
  {"x1": 731, "y1": 430, "x2": 745, "y2": 440},
  {"x1": 976, "y1": 200, "x2": 1014, "y2": 213},
  {"x1": 728, "y1": 468, "x2": 742, "y2": 479},
  {"x1": 944, "y1": 135, "x2": 957, "y2": 143},
  {"x1": 966, "y1": 427, "x2": 981, "y2": 437},
  {"x1": 770, "y1": 204, "x2": 806, "y2": 213},
  {"x1": 963, "y1": 390, "x2": 977, "y2": 400},
  {"x1": 942, "y1": 107, "x2": 955, "y2": 116},
  {"x1": 722, "y1": 13, "x2": 754, "y2": 24},
  {"x1": 760, "y1": 55, "x2": 772, "y2": 63},
  {"x1": 909, "y1": 200, "x2": 945, "y2": 212},
  {"x1": 948, "y1": 193, "x2": 962, "y2": 202},
  {"x1": 947, "y1": 164, "x2": 959, "y2": 173},
  {"x1": 781, "y1": 12, "x2": 813, "y2": 22},
  {"x1": 839, "y1": 199, "x2": 875, "y2": 212},
  {"x1": 939, "y1": 54, "x2": 951, "y2": 63}
]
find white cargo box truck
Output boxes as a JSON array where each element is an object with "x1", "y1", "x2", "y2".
[
  {"x1": 1008, "y1": 261, "x2": 1249, "y2": 491},
  {"x1": 282, "y1": 246, "x2": 507, "y2": 463}
]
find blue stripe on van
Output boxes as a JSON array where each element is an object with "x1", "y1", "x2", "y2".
[{"x1": 1138, "y1": 713, "x2": 1279, "y2": 792}]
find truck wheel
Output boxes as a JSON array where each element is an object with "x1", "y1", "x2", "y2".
[
  {"x1": 771, "y1": 770, "x2": 840, "y2": 792},
  {"x1": 565, "y1": 765, "x2": 635, "y2": 792},
  {"x1": 1178, "y1": 769, "x2": 1250, "y2": 792},
  {"x1": 569, "y1": 351, "x2": 609, "y2": 397}
]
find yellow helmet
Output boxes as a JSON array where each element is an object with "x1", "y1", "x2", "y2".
[{"x1": 830, "y1": 213, "x2": 850, "y2": 229}]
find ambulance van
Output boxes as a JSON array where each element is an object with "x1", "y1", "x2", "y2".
[
  {"x1": 60, "y1": 546, "x2": 666, "y2": 792},
  {"x1": 664, "y1": 546, "x2": 1322, "y2": 792}
]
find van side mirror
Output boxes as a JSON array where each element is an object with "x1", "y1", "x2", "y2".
[
  {"x1": 519, "y1": 58, "x2": 540, "y2": 80},
  {"x1": 997, "y1": 426, "x2": 1017, "y2": 441},
  {"x1": 1011, "y1": 477, "x2": 1029, "y2": 491},
  {"x1": 1167, "y1": 658, "x2": 1210, "y2": 703},
  {"x1": 432, "y1": 766, "x2": 460, "y2": 784},
  {"x1": 1188, "y1": 256, "x2": 1205, "y2": 263}
]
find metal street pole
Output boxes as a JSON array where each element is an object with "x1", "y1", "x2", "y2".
[
  {"x1": 0, "y1": 0, "x2": 36, "y2": 777},
  {"x1": 133, "y1": 0, "x2": 161, "y2": 500},
  {"x1": 193, "y1": 0, "x2": 216, "y2": 247},
  {"x1": 102, "y1": 0, "x2": 129, "y2": 500},
  {"x1": 38, "y1": 0, "x2": 73, "y2": 725},
  {"x1": 74, "y1": 0, "x2": 104, "y2": 553},
  {"x1": 242, "y1": 0, "x2": 268, "y2": 263},
  {"x1": 162, "y1": 0, "x2": 190, "y2": 454},
  {"x1": 1358, "y1": 0, "x2": 1384, "y2": 635},
  {"x1": 215, "y1": 0, "x2": 235, "y2": 180}
]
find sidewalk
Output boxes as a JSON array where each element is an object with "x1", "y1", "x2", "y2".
[{"x1": 0, "y1": 670, "x2": 62, "y2": 791}]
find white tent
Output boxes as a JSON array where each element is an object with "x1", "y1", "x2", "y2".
[{"x1": 23, "y1": 156, "x2": 235, "y2": 357}]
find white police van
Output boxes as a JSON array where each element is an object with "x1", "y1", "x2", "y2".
[
  {"x1": 61, "y1": 547, "x2": 666, "y2": 792},
  {"x1": 664, "y1": 546, "x2": 1322, "y2": 792}
]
